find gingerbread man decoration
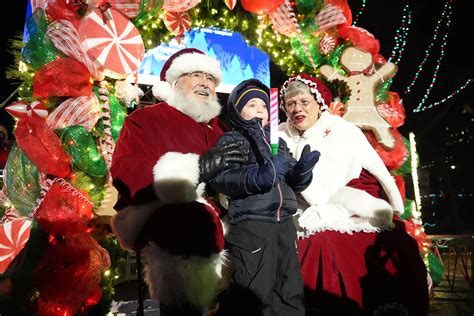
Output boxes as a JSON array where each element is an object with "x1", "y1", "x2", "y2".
[{"x1": 319, "y1": 46, "x2": 397, "y2": 149}]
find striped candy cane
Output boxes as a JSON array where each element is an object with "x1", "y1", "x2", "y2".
[
  {"x1": 281, "y1": 0, "x2": 317, "y2": 69},
  {"x1": 270, "y1": 88, "x2": 279, "y2": 155},
  {"x1": 98, "y1": 81, "x2": 115, "y2": 172}
]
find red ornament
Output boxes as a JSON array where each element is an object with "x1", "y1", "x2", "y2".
[
  {"x1": 163, "y1": 0, "x2": 200, "y2": 12},
  {"x1": 241, "y1": 0, "x2": 285, "y2": 14},
  {"x1": 163, "y1": 11, "x2": 191, "y2": 36},
  {"x1": 79, "y1": 8, "x2": 145, "y2": 79},
  {"x1": 5, "y1": 101, "x2": 48, "y2": 119},
  {"x1": 224, "y1": 0, "x2": 237, "y2": 10},
  {"x1": 0, "y1": 219, "x2": 32, "y2": 273}
]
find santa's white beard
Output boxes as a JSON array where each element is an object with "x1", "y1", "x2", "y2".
[{"x1": 169, "y1": 91, "x2": 221, "y2": 123}]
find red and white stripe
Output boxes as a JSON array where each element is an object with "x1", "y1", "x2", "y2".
[
  {"x1": 314, "y1": 4, "x2": 347, "y2": 31},
  {"x1": 224, "y1": 0, "x2": 237, "y2": 10},
  {"x1": 47, "y1": 20, "x2": 103, "y2": 81},
  {"x1": 98, "y1": 81, "x2": 114, "y2": 170},
  {"x1": 79, "y1": 8, "x2": 145, "y2": 79},
  {"x1": 163, "y1": 11, "x2": 191, "y2": 36},
  {"x1": 5, "y1": 101, "x2": 48, "y2": 119},
  {"x1": 30, "y1": 0, "x2": 49, "y2": 11},
  {"x1": 0, "y1": 219, "x2": 32, "y2": 273},
  {"x1": 269, "y1": 88, "x2": 279, "y2": 146},
  {"x1": 270, "y1": 1, "x2": 298, "y2": 36},
  {"x1": 282, "y1": 0, "x2": 317, "y2": 68},
  {"x1": 46, "y1": 94, "x2": 101, "y2": 131},
  {"x1": 163, "y1": 0, "x2": 200, "y2": 12},
  {"x1": 109, "y1": 0, "x2": 141, "y2": 19}
]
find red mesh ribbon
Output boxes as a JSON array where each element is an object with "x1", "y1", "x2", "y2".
[
  {"x1": 33, "y1": 58, "x2": 93, "y2": 98},
  {"x1": 45, "y1": 0, "x2": 82, "y2": 29},
  {"x1": 34, "y1": 233, "x2": 110, "y2": 316},
  {"x1": 364, "y1": 128, "x2": 407, "y2": 171},
  {"x1": 393, "y1": 174, "x2": 406, "y2": 203},
  {"x1": 34, "y1": 181, "x2": 109, "y2": 315},
  {"x1": 14, "y1": 117, "x2": 70, "y2": 178},
  {"x1": 337, "y1": 25, "x2": 380, "y2": 56},
  {"x1": 34, "y1": 182, "x2": 92, "y2": 235}
]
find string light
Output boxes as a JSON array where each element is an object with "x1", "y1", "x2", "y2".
[
  {"x1": 352, "y1": 0, "x2": 367, "y2": 26},
  {"x1": 413, "y1": 79, "x2": 473, "y2": 112},
  {"x1": 404, "y1": 0, "x2": 452, "y2": 94},
  {"x1": 388, "y1": 1, "x2": 412, "y2": 64},
  {"x1": 412, "y1": 10, "x2": 453, "y2": 110}
]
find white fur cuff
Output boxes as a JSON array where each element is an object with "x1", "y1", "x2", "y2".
[
  {"x1": 153, "y1": 152, "x2": 203, "y2": 204},
  {"x1": 329, "y1": 186, "x2": 393, "y2": 224}
]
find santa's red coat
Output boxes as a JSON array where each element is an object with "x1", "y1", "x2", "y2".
[{"x1": 111, "y1": 102, "x2": 225, "y2": 206}]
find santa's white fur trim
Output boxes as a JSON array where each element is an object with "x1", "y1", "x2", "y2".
[
  {"x1": 153, "y1": 152, "x2": 204, "y2": 204},
  {"x1": 143, "y1": 246, "x2": 229, "y2": 308},
  {"x1": 111, "y1": 201, "x2": 162, "y2": 250},
  {"x1": 329, "y1": 186, "x2": 393, "y2": 225},
  {"x1": 165, "y1": 52, "x2": 222, "y2": 85},
  {"x1": 152, "y1": 80, "x2": 175, "y2": 103}
]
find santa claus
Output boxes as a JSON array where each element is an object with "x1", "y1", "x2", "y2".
[{"x1": 110, "y1": 48, "x2": 246, "y2": 315}]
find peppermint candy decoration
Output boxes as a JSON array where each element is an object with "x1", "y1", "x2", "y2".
[
  {"x1": 314, "y1": 4, "x2": 347, "y2": 31},
  {"x1": 377, "y1": 102, "x2": 405, "y2": 128},
  {"x1": 46, "y1": 94, "x2": 101, "y2": 131},
  {"x1": 224, "y1": 0, "x2": 237, "y2": 10},
  {"x1": 163, "y1": 11, "x2": 191, "y2": 36},
  {"x1": 328, "y1": 101, "x2": 345, "y2": 117},
  {"x1": 319, "y1": 34, "x2": 337, "y2": 55},
  {"x1": 0, "y1": 219, "x2": 32, "y2": 273},
  {"x1": 5, "y1": 101, "x2": 48, "y2": 119},
  {"x1": 163, "y1": 0, "x2": 200, "y2": 12},
  {"x1": 79, "y1": 8, "x2": 145, "y2": 79}
]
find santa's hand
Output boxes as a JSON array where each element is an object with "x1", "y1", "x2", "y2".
[{"x1": 199, "y1": 141, "x2": 249, "y2": 182}]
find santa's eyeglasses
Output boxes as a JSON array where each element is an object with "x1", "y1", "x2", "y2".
[{"x1": 185, "y1": 72, "x2": 216, "y2": 85}]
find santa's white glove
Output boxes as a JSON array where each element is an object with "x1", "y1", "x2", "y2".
[{"x1": 298, "y1": 204, "x2": 350, "y2": 230}]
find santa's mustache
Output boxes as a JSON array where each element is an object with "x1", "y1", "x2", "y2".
[{"x1": 194, "y1": 87, "x2": 211, "y2": 96}]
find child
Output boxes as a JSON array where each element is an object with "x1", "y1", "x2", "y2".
[{"x1": 208, "y1": 79, "x2": 320, "y2": 315}]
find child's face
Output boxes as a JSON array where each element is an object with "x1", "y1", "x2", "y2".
[{"x1": 240, "y1": 97, "x2": 269, "y2": 126}]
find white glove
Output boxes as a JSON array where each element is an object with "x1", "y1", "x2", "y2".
[{"x1": 298, "y1": 204, "x2": 350, "y2": 230}]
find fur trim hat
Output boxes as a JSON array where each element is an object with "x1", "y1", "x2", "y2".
[
  {"x1": 152, "y1": 48, "x2": 222, "y2": 102},
  {"x1": 279, "y1": 73, "x2": 332, "y2": 111}
]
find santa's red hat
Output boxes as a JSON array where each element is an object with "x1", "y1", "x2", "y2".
[
  {"x1": 152, "y1": 48, "x2": 222, "y2": 102},
  {"x1": 279, "y1": 73, "x2": 332, "y2": 111}
]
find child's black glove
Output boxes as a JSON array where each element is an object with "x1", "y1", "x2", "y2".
[
  {"x1": 199, "y1": 141, "x2": 248, "y2": 182},
  {"x1": 293, "y1": 144, "x2": 320, "y2": 177},
  {"x1": 246, "y1": 154, "x2": 291, "y2": 193}
]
